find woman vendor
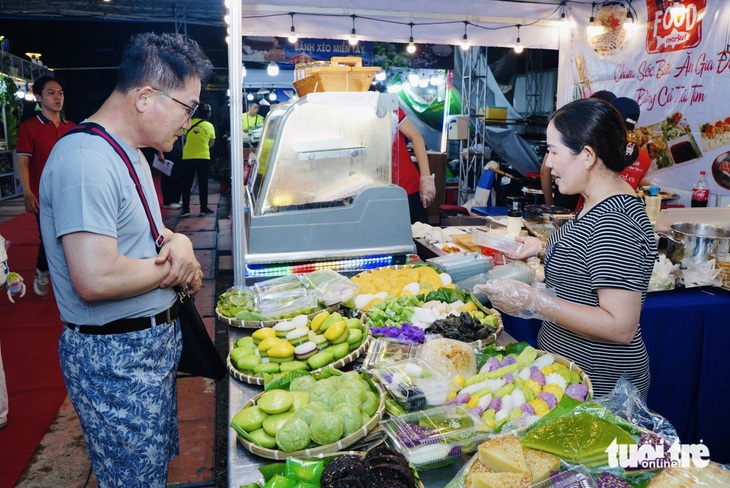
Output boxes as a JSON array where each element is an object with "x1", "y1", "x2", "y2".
[{"x1": 476, "y1": 99, "x2": 657, "y2": 399}]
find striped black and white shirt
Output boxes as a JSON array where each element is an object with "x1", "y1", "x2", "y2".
[{"x1": 538, "y1": 194, "x2": 657, "y2": 399}]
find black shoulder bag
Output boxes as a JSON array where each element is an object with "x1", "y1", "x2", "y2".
[{"x1": 61, "y1": 123, "x2": 227, "y2": 380}]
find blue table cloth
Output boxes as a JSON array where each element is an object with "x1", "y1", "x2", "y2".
[{"x1": 500, "y1": 287, "x2": 730, "y2": 463}]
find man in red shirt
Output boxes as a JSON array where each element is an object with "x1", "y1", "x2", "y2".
[{"x1": 16, "y1": 76, "x2": 74, "y2": 296}]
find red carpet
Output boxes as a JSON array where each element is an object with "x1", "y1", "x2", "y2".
[{"x1": 0, "y1": 212, "x2": 67, "y2": 487}]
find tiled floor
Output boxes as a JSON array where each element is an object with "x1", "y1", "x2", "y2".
[{"x1": 4, "y1": 181, "x2": 231, "y2": 487}]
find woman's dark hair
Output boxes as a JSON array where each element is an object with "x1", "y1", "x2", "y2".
[
  {"x1": 550, "y1": 98, "x2": 638, "y2": 172},
  {"x1": 115, "y1": 32, "x2": 213, "y2": 92}
]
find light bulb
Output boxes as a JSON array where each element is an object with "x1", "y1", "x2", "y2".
[
  {"x1": 242, "y1": 64, "x2": 247, "y2": 78},
  {"x1": 407, "y1": 37, "x2": 416, "y2": 54},
  {"x1": 514, "y1": 38, "x2": 524, "y2": 54},
  {"x1": 375, "y1": 71, "x2": 386, "y2": 81},
  {"x1": 623, "y1": 11, "x2": 635, "y2": 31},
  {"x1": 269, "y1": 91, "x2": 277, "y2": 101},
  {"x1": 408, "y1": 71, "x2": 420, "y2": 85},
  {"x1": 247, "y1": 93, "x2": 254, "y2": 101},
  {"x1": 460, "y1": 34, "x2": 470, "y2": 51},
  {"x1": 288, "y1": 27, "x2": 298, "y2": 44},
  {"x1": 418, "y1": 78, "x2": 429, "y2": 88},
  {"x1": 430, "y1": 74, "x2": 444, "y2": 86},
  {"x1": 267, "y1": 61, "x2": 279, "y2": 76},
  {"x1": 15, "y1": 89, "x2": 25, "y2": 99},
  {"x1": 348, "y1": 28, "x2": 358, "y2": 46}
]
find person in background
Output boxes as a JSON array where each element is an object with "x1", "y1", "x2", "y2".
[
  {"x1": 476, "y1": 99, "x2": 657, "y2": 399},
  {"x1": 242, "y1": 100, "x2": 264, "y2": 147},
  {"x1": 181, "y1": 103, "x2": 215, "y2": 216},
  {"x1": 160, "y1": 137, "x2": 184, "y2": 209},
  {"x1": 394, "y1": 106, "x2": 435, "y2": 224},
  {"x1": 16, "y1": 75, "x2": 74, "y2": 297},
  {"x1": 39, "y1": 32, "x2": 210, "y2": 486}
]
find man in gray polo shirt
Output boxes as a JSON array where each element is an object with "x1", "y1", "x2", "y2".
[{"x1": 39, "y1": 32, "x2": 211, "y2": 487}]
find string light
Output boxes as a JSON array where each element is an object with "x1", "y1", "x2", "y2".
[
  {"x1": 514, "y1": 24, "x2": 524, "y2": 54},
  {"x1": 406, "y1": 22, "x2": 416, "y2": 54},
  {"x1": 586, "y1": 2, "x2": 607, "y2": 37},
  {"x1": 560, "y1": 2, "x2": 568, "y2": 22},
  {"x1": 267, "y1": 61, "x2": 279, "y2": 76},
  {"x1": 623, "y1": 7, "x2": 635, "y2": 32},
  {"x1": 242, "y1": 64, "x2": 247, "y2": 78},
  {"x1": 288, "y1": 13, "x2": 298, "y2": 44},
  {"x1": 348, "y1": 14, "x2": 359, "y2": 46},
  {"x1": 460, "y1": 21, "x2": 470, "y2": 51}
]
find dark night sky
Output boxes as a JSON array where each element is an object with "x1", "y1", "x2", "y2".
[{"x1": 2, "y1": 18, "x2": 229, "y2": 123}]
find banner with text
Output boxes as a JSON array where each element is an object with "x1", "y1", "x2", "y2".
[{"x1": 562, "y1": 1, "x2": 730, "y2": 195}]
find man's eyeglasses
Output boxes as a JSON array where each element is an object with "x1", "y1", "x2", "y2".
[{"x1": 151, "y1": 88, "x2": 198, "y2": 120}]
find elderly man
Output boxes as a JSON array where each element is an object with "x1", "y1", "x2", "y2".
[{"x1": 39, "y1": 32, "x2": 212, "y2": 486}]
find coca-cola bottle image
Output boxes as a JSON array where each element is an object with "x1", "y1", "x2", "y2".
[{"x1": 691, "y1": 170, "x2": 709, "y2": 207}]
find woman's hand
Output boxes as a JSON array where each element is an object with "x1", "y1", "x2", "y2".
[
  {"x1": 474, "y1": 279, "x2": 560, "y2": 320},
  {"x1": 420, "y1": 174, "x2": 436, "y2": 208},
  {"x1": 503, "y1": 235, "x2": 543, "y2": 260}
]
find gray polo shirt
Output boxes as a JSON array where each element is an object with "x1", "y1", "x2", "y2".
[{"x1": 39, "y1": 127, "x2": 177, "y2": 326}]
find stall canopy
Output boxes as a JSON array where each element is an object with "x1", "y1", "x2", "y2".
[{"x1": 241, "y1": 1, "x2": 564, "y2": 50}]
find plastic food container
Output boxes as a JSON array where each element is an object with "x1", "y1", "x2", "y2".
[
  {"x1": 300, "y1": 269, "x2": 359, "y2": 306},
  {"x1": 361, "y1": 337, "x2": 422, "y2": 371},
  {"x1": 253, "y1": 275, "x2": 305, "y2": 298},
  {"x1": 255, "y1": 289, "x2": 319, "y2": 319},
  {"x1": 471, "y1": 228, "x2": 524, "y2": 255},
  {"x1": 427, "y1": 252, "x2": 494, "y2": 283},
  {"x1": 370, "y1": 358, "x2": 456, "y2": 411},
  {"x1": 485, "y1": 261, "x2": 534, "y2": 284},
  {"x1": 381, "y1": 404, "x2": 491, "y2": 470}
]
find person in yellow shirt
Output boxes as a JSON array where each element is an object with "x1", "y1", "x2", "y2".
[
  {"x1": 242, "y1": 101, "x2": 264, "y2": 146},
  {"x1": 181, "y1": 103, "x2": 215, "y2": 216}
]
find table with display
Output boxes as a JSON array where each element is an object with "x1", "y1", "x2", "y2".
[
  {"x1": 499, "y1": 286, "x2": 730, "y2": 464},
  {"x1": 227, "y1": 326, "x2": 518, "y2": 487}
]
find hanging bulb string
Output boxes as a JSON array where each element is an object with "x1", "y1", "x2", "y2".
[{"x1": 242, "y1": 2, "x2": 570, "y2": 50}]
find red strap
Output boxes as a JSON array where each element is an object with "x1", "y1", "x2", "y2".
[{"x1": 61, "y1": 123, "x2": 165, "y2": 249}]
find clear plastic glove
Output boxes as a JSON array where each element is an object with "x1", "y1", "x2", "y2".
[
  {"x1": 503, "y1": 235, "x2": 543, "y2": 260},
  {"x1": 419, "y1": 174, "x2": 436, "y2": 208},
  {"x1": 473, "y1": 278, "x2": 560, "y2": 321}
]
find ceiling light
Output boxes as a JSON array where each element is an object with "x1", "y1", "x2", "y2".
[
  {"x1": 267, "y1": 62, "x2": 279, "y2": 76},
  {"x1": 257, "y1": 88, "x2": 270, "y2": 95},
  {"x1": 586, "y1": 2, "x2": 607, "y2": 37},
  {"x1": 246, "y1": 93, "x2": 254, "y2": 101},
  {"x1": 460, "y1": 21, "x2": 470, "y2": 51},
  {"x1": 408, "y1": 71, "x2": 420, "y2": 85},
  {"x1": 15, "y1": 89, "x2": 26, "y2": 99},
  {"x1": 269, "y1": 90, "x2": 277, "y2": 101},
  {"x1": 406, "y1": 22, "x2": 417, "y2": 54},
  {"x1": 288, "y1": 13, "x2": 298, "y2": 44},
  {"x1": 430, "y1": 74, "x2": 444, "y2": 86},
  {"x1": 418, "y1": 78, "x2": 429, "y2": 88},
  {"x1": 242, "y1": 64, "x2": 247, "y2": 78},
  {"x1": 514, "y1": 24, "x2": 524, "y2": 54},
  {"x1": 349, "y1": 14, "x2": 359, "y2": 46}
]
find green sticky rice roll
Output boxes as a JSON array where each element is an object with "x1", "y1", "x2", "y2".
[
  {"x1": 309, "y1": 411, "x2": 345, "y2": 445},
  {"x1": 247, "y1": 427, "x2": 277, "y2": 449},
  {"x1": 262, "y1": 411, "x2": 295, "y2": 437},
  {"x1": 235, "y1": 354, "x2": 262, "y2": 372},
  {"x1": 253, "y1": 362, "x2": 280, "y2": 375},
  {"x1": 307, "y1": 351, "x2": 334, "y2": 370},
  {"x1": 280, "y1": 360, "x2": 309, "y2": 372},
  {"x1": 231, "y1": 405, "x2": 268, "y2": 432},
  {"x1": 334, "y1": 403, "x2": 363, "y2": 436},
  {"x1": 276, "y1": 417, "x2": 311, "y2": 452},
  {"x1": 257, "y1": 389, "x2": 294, "y2": 414}
]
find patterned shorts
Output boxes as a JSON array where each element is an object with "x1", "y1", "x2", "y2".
[{"x1": 59, "y1": 320, "x2": 182, "y2": 487}]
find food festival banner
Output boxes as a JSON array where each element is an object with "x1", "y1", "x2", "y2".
[{"x1": 560, "y1": 1, "x2": 730, "y2": 196}]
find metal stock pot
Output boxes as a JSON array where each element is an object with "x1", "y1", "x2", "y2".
[{"x1": 659, "y1": 223, "x2": 730, "y2": 264}]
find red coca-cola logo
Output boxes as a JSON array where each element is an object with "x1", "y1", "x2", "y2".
[
  {"x1": 692, "y1": 188, "x2": 709, "y2": 200},
  {"x1": 645, "y1": 0, "x2": 706, "y2": 54}
]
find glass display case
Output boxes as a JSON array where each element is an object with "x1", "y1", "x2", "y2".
[
  {"x1": 243, "y1": 92, "x2": 415, "y2": 272},
  {"x1": 249, "y1": 91, "x2": 393, "y2": 215}
]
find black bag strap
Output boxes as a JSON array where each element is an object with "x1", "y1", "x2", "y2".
[
  {"x1": 187, "y1": 119, "x2": 204, "y2": 132},
  {"x1": 62, "y1": 122, "x2": 166, "y2": 250}
]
